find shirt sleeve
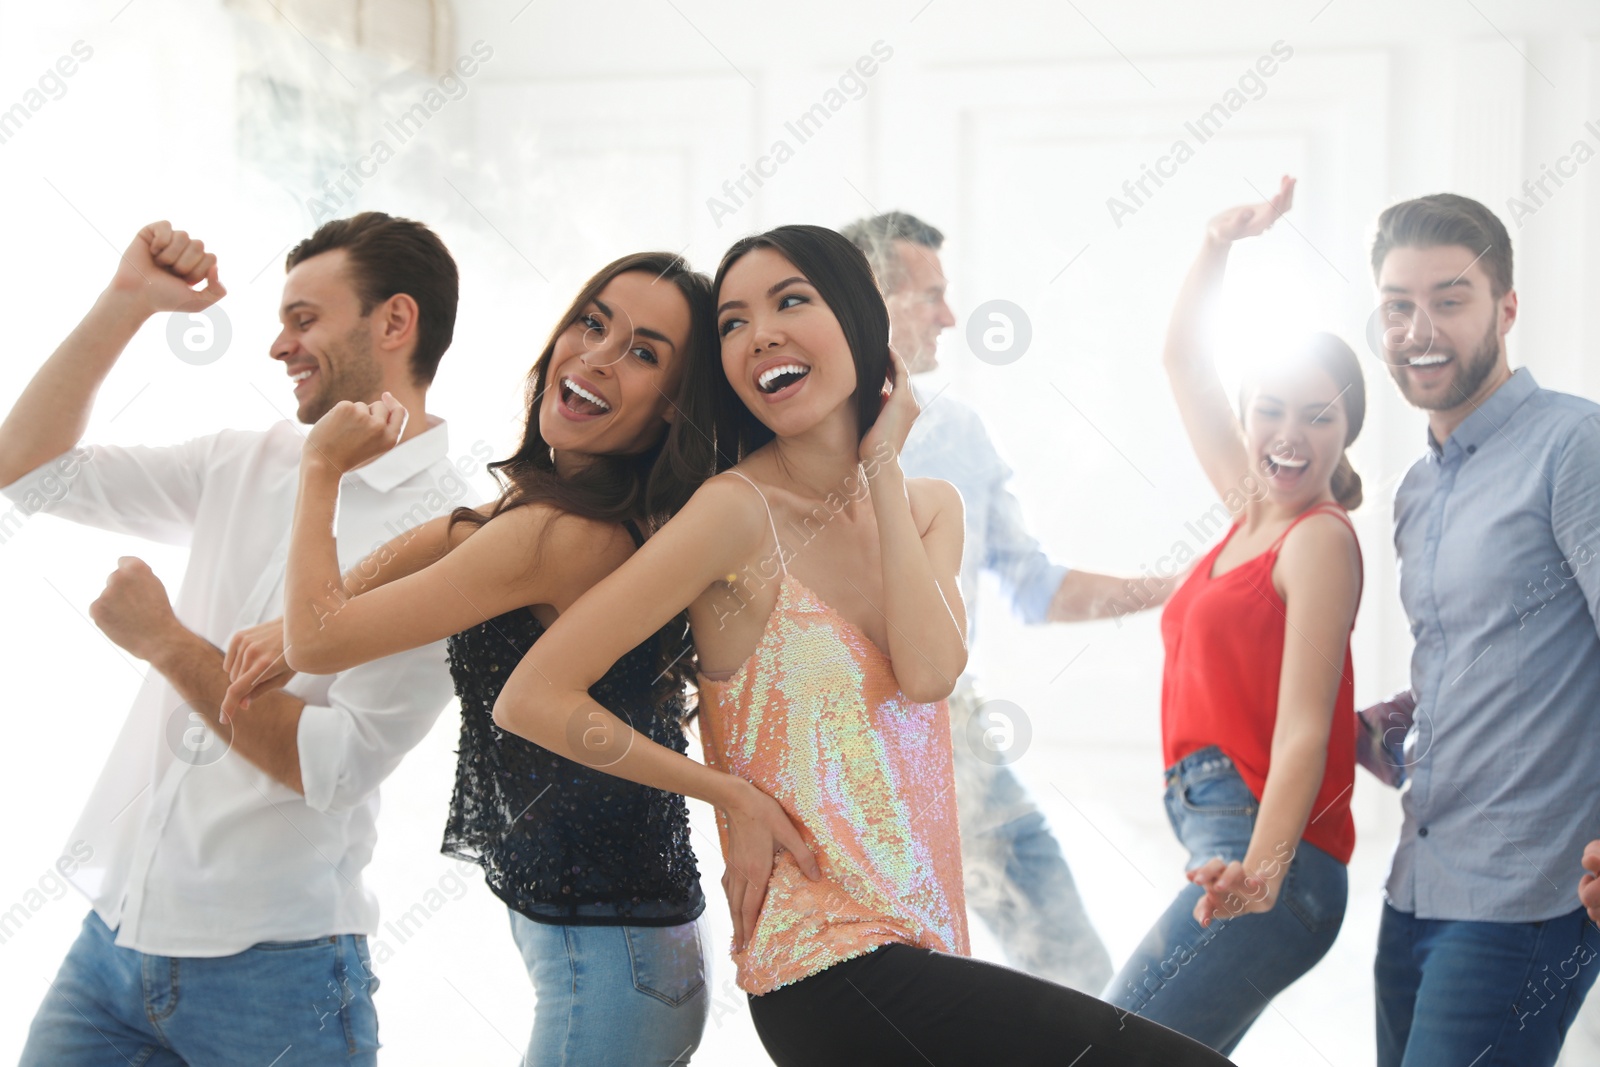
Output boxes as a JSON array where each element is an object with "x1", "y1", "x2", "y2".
[
  {"x1": 979, "y1": 433, "x2": 1069, "y2": 624},
  {"x1": 0, "y1": 436, "x2": 216, "y2": 546},
  {"x1": 296, "y1": 640, "x2": 455, "y2": 815},
  {"x1": 1550, "y1": 412, "x2": 1600, "y2": 643}
]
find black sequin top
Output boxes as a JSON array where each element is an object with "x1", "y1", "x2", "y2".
[{"x1": 441, "y1": 603, "x2": 704, "y2": 927}]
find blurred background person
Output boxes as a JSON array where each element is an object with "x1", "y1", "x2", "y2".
[{"x1": 845, "y1": 210, "x2": 1134, "y2": 993}]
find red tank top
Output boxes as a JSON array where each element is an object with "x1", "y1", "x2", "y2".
[{"x1": 1159, "y1": 503, "x2": 1360, "y2": 864}]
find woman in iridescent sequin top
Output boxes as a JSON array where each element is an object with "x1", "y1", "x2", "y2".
[
  {"x1": 495, "y1": 226, "x2": 1235, "y2": 1066},
  {"x1": 220, "y1": 253, "x2": 716, "y2": 1066}
]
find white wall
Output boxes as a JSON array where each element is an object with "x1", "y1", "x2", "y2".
[{"x1": 2, "y1": 1, "x2": 1597, "y2": 1063}]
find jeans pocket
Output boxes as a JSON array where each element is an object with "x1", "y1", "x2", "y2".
[
  {"x1": 1178, "y1": 767, "x2": 1258, "y2": 817},
  {"x1": 350, "y1": 935, "x2": 380, "y2": 997},
  {"x1": 625, "y1": 922, "x2": 706, "y2": 1007},
  {"x1": 1278, "y1": 843, "x2": 1348, "y2": 937},
  {"x1": 339, "y1": 936, "x2": 381, "y2": 1056},
  {"x1": 1169, "y1": 756, "x2": 1257, "y2": 868}
]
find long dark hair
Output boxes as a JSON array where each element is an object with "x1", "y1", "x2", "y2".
[
  {"x1": 453, "y1": 252, "x2": 715, "y2": 537},
  {"x1": 649, "y1": 225, "x2": 891, "y2": 518},
  {"x1": 449, "y1": 254, "x2": 713, "y2": 693},
  {"x1": 1307, "y1": 332, "x2": 1367, "y2": 510}
]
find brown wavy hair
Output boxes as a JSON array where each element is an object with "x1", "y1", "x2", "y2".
[
  {"x1": 452, "y1": 252, "x2": 714, "y2": 536},
  {"x1": 450, "y1": 252, "x2": 714, "y2": 689}
]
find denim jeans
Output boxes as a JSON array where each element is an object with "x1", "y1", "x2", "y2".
[
  {"x1": 1105, "y1": 745, "x2": 1347, "y2": 1054},
  {"x1": 507, "y1": 908, "x2": 708, "y2": 1065},
  {"x1": 948, "y1": 685, "x2": 1113, "y2": 993},
  {"x1": 1376, "y1": 901, "x2": 1600, "y2": 1067},
  {"x1": 21, "y1": 910, "x2": 379, "y2": 1066}
]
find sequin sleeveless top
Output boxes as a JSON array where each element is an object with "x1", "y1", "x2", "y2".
[
  {"x1": 441, "y1": 522, "x2": 704, "y2": 926},
  {"x1": 696, "y1": 471, "x2": 969, "y2": 994}
]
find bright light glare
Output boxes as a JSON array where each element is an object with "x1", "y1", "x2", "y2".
[{"x1": 1208, "y1": 253, "x2": 1326, "y2": 401}]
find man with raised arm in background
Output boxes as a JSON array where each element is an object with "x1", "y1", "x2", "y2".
[{"x1": 844, "y1": 211, "x2": 1129, "y2": 993}]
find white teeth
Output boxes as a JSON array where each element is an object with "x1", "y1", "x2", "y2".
[
  {"x1": 562, "y1": 377, "x2": 611, "y2": 411},
  {"x1": 1273, "y1": 456, "x2": 1309, "y2": 469},
  {"x1": 1409, "y1": 354, "x2": 1448, "y2": 366},
  {"x1": 290, "y1": 369, "x2": 314, "y2": 383},
  {"x1": 758, "y1": 363, "x2": 809, "y2": 390}
]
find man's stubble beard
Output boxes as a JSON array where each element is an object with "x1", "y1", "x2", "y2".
[
  {"x1": 299, "y1": 324, "x2": 384, "y2": 424},
  {"x1": 1388, "y1": 313, "x2": 1501, "y2": 413}
]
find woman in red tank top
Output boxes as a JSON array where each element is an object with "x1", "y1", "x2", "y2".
[{"x1": 1101, "y1": 178, "x2": 1367, "y2": 1055}]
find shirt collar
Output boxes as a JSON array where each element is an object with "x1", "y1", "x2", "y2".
[
  {"x1": 345, "y1": 416, "x2": 450, "y2": 492},
  {"x1": 1427, "y1": 367, "x2": 1537, "y2": 458}
]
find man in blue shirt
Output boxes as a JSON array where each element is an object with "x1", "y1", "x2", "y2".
[
  {"x1": 1362, "y1": 193, "x2": 1600, "y2": 1067},
  {"x1": 843, "y1": 212, "x2": 1144, "y2": 993}
]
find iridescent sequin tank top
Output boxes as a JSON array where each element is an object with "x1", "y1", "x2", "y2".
[{"x1": 697, "y1": 471, "x2": 969, "y2": 994}]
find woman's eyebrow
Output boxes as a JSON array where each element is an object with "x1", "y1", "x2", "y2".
[
  {"x1": 768, "y1": 276, "x2": 808, "y2": 295},
  {"x1": 718, "y1": 276, "x2": 810, "y2": 316},
  {"x1": 634, "y1": 326, "x2": 676, "y2": 350}
]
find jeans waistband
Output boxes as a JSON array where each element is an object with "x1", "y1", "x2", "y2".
[{"x1": 1163, "y1": 745, "x2": 1236, "y2": 787}]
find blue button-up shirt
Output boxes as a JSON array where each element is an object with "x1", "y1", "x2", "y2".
[
  {"x1": 901, "y1": 381, "x2": 1068, "y2": 645},
  {"x1": 1389, "y1": 368, "x2": 1600, "y2": 922}
]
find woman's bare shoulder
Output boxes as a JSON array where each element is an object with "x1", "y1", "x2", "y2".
[{"x1": 905, "y1": 475, "x2": 963, "y2": 529}]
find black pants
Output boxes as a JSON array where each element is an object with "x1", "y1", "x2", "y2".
[{"x1": 749, "y1": 944, "x2": 1236, "y2": 1066}]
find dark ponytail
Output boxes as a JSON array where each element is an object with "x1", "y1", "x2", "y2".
[
  {"x1": 1330, "y1": 452, "x2": 1363, "y2": 510},
  {"x1": 1303, "y1": 332, "x2": 1366, "y2": 512}
]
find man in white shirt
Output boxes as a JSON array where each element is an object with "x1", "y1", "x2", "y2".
[
  {"x1": 844, "y1": 211, "x2": 1140, "y2": 993},
  {"x1": 2, "y1": 215, "x2": 468, "y2": 1065}
]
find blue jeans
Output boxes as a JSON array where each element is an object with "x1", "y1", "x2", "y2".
[
  {"x1": 1105, "y1": 746, "x2": 1347, "y2": 1054},
  {"x1": 507, "y1": 909, "x2": 708, "y2": 1065},
  {"x1": 22, "y1": 911, "x2": 379, "y2": 1065},
  {"x1": 1376, "y1": 901, "x2": 1600, "y2": 1067},
  {"x1": 949, "y1": 686, "x2": 1113, "y2": 992}
]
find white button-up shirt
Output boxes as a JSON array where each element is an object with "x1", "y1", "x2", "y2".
[{"x1": 2, "y1": 419, "x2": 466, "y2": 956}]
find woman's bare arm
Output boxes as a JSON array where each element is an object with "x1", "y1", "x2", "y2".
[
  {"x1": 858, "y1": 352, "x2": 969, "y2": 702},
  {"x1": 1166, "y1": 176, "x2": 1296, "y2": 514},
  {"x1": 1192, "y1": 511, "x2": 1360, "y2": 924},
  {"x1": 272, "y1": 398, "x2": 599, "y2": 676},
  {"x1": 282, "y1": 490, "x2": 622, "y2": 676},
  {"x1": 339, "y1": 511, "x2": 478, "y2": 598},
  {"x1": 870, "y1": 471, "x2": 968, "y2": 703},
  {"x1": 221, "y1": 510, "x2": 484, "y2": 713},
  {"x1": 493, "y1": 474, "x2": 823, "y2": 951}
]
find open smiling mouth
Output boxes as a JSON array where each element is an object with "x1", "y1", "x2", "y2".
[
  {"x1": 1266, "y1": 453, "x2": 1309, "y2": 479},
  {"x1": 756, "y1": 363, "x2": 811, "y2": 395},
  {"x1": 559, "y1": 375, "x2": 611, "y2": 416}
]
